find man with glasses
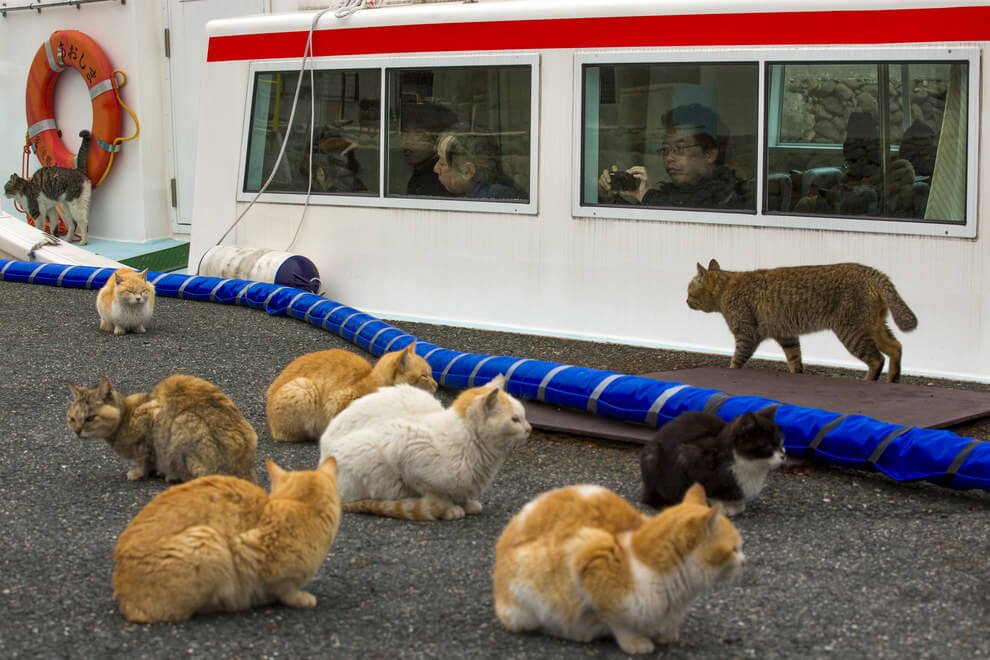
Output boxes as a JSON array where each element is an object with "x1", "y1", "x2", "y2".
[{"x1": 598, "y1": 103, "x2": 748, "y2": 210}]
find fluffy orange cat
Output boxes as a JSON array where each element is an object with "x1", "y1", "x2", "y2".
[
  {"x1": 266, "y1": 343, "x2": 437, "y2": 442},
  {"x1": 493, "y1": 483, "x2": 744, "y2": 654},
  {"x1": 113, "y1": 458, "x2": 341, "y2": 623},
  {"x1": 96, "y1": 268, "x2": 155, "y2": 335}
]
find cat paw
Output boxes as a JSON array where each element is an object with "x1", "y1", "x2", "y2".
[
  {"x1": 135, "y1": 326, "x2": 146, "y2": 334},
  {"x1": 280, "y1": 590, "x2": 317, "y2": 608},
  {"x1": 464, "y1": 499, "x2": 483, "y2": 515},
  {"x1": 126, "y1": 467, "x2": 147, "y2": 481},
  {"x1": 113, "y1": 326, "x2": 126, "y2": 336},
  {"x1": 442, "y1": 505, "x2": 466, "y2": 520},
  {"x1": 718, "y1": 500, "x2": 746, "y2": 516},
  {"x1": 615, "y1": 633, "x2": 654, "y2": 655},
  {"x1": 99, "y1": 320, "x2": 112, "y2": 332}
]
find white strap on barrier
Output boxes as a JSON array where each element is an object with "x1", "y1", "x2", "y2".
[
  {"x1": 28, "y1": 118, "x2": 57, "y2": 139},
  {"x1": 88, "y1": 78, "x2": 114, "y2": 100},
  {"x1": 45, "y1": 40, "x2": 65, "y2": 72}
]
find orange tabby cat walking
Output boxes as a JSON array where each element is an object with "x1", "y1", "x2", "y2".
[
  {"x1": 266, "y1": 344, "x2": 437, "y2": 442},
  {"x1": 96, "y1": 268, "x2": 155, "y2": 335},
  {"x1": 113, "y1": 458, "x2": 341, "y2": 623},
  {"x1": 493, "y1": 483, "x2": 744, "y2": 654}
]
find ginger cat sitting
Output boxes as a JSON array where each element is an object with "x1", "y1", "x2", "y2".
[
  {"x1": 96, "y1": 268, "x2": 155, "y2": 335},
  {"x1": 266, "y1": 343, "x2": 437, "y2": 442},
  {"x1": 493, "y1": 483, "x2": 744, "y2": 654},
  {"x1": 113, "y1": 458, "x2": 341, "y2": 623}
]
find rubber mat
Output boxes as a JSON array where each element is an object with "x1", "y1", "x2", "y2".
[{"x1": 524, "y1": 367, "x2": 990, "y2": 445}]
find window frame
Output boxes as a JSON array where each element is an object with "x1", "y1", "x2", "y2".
[
  {"x1": 572, "y1": 47, "x2": 978, "y2": 239},
  {"x1": 238, "y1": 53, "x2": 540, "y2": 215}
]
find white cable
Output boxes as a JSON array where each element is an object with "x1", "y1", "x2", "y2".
[
  {"x1": 212, "y1": 7, "x2": 334, "y2": 248},
  {"x1": 333, "y1": 0, "x2": 370, "y2": 19},
  {"x1": 286, "y1": 65, "x2": 316, "y2": 252}
]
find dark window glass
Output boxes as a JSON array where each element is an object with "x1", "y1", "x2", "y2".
[{"x1": 244, "y1": 68, "x2": 381, "y2": 195}]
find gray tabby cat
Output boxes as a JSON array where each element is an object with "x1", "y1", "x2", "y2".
[
  {"x1": 4, "y1": 130, "x2": 93, "y2": 244},
  {"x1": 687, "y1": 259, "x2": 918, "y2": 382}
]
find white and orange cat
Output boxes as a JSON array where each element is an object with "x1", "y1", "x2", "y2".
[
  {"x1": 493, "y1": 483, "x2": 745, "y2": 654},
  {"x1": 266, "y1": 344, "x2": 437, "y2": 442},
  {"x1": 96, "y1": 268, "x2": 155, "y2": 335},
  {"x1": 318, "y1": 374, "x2": 531, "y2": 521},
  {"x1": 113, "y1": 457, "x2": 341, "y2": 623}
]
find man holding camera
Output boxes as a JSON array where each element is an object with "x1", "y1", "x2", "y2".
[{"x1": 597, "y1": 103, "x2": 749, "y2": 210}]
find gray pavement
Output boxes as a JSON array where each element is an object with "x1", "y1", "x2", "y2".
[{"x1": 1, "y1": 279, "x2": 988, "y2": 659}]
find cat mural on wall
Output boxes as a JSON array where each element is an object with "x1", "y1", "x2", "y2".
[
  {"x1": 4, "y1": 130, "x2": 93, "y2": 244},
  {"x1": 687, "y1": 259, "x2": 918, "y2": 382}
]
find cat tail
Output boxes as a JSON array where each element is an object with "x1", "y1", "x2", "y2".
[
  {"x1": 877, "y1": 275, "x2": 918, "y2": 331},
  {"x1": 76, "y1": 130, "x2": 92, "y2": 176},
  {"x1": 342, "y1": 493, "x2": 462, "y2": 521}
]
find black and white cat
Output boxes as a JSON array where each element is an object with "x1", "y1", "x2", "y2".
[
  {"x1": 4, "y1": 130, "x2": 93, "y2": 244},
  {"x1": 640, "y1": 406, "x2": 785, "y2": 515}
]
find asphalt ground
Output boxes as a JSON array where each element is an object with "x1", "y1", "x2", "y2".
[{"x1": 1, "y1": 279, "x2": 988, "y2": 659}]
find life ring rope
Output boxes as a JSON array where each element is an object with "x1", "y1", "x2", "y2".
[
  {"x1": 23, "y1": 30, "x2": 138, "y2": 186},
  {"x1": 96, "y1": 69, "x2": 141, "y2": 186}
]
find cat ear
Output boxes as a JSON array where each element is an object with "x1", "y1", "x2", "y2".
[
  {"x1": 705, "y1": 504, "x2": 724, "y2": 535},
  {"x1": 138, "y1": 268, "x2": 148, "y2": 280},
  {"x1": 696, "y1": 261, "x2": 707, "y2": 276},
  {"x1": 708, "y1": 258, "x2": 721, "y2": 271},
  {"x1": 683, "y1": 482, "x2": 708, "y2": 506},
  {"x1": 318, "y1": 455, "x2": 338, "y2": 476},
  {"x1": 68, "y1": 383, "x2": 84, "y2": 398},
  {"x1": 399, "y1": 342, "x2": 416, "y2": 367},
  {"x1": 758, "y1": 404, "x2": 779, "y2": 421},
  {"x1": 483, "y1": 388, "x2": 501, "y2": 413},
  {"x1": 97, "y1": 377, "x2": 114, "y2": 401},
  {"x1": 736, "y1": 413, "x2": 756, "y2": 433},
  {"x1": 114, "y1": 272, "x2": 123, "y2": 285},
  {"x1": 266, "y1": 459, "x2": 287, "y2": 485},
  {"x1": 485, "y1": 374, "x2": 507, "y2": 391}
]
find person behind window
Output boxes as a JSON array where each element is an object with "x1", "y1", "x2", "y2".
[
  {"x1": 400, "y1": 102, "x2": 458, "y2": 196},
  {"x1": 433, "y1": 131, "x2": 524, "y2": 200},
  {"x1": 597, "y1": 103, "x2": 748, "y2": 210},
  {"x1": 896, "y1": 118, "x2": 937, "y2": 217},
  {"x1": 794, "y1": 111, "x2": 920, "y2": 217},
  {"x1": 299, "y1": 127, "x2": 367, "y2": 194}
]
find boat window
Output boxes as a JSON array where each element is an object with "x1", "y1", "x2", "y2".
[
  {"x1": 765, "y1": 61, "x2": 967, "y2": 224},
  {"x1": 580, "y1": 62, "x2": 759, "y2": 213},
  {"x1": 385, "y1": 66, "x2": 531, "y2": 202},
  {"x1": 243, "y1": 68, "x2": 381, "y2": 196}
]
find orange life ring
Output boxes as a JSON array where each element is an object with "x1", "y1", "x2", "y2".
[{"x1": 25, "y1": 30, "x2": 123, "y2": 186}]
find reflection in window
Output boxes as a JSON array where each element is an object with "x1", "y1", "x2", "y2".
[
  {"x1": 582, "y1": 62, "x2": 758, "y2": 212},
  {"x1": 385, "y1": 66, "x2": 531, "y2": 202},
  {"x1": 766, "y1": 61, "x2": 967, "y2": 222},
  {"x1": 244, "y1": 69, "x2": 381, "y2": 195}
]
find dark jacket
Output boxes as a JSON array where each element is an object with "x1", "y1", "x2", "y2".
[
  {"x1": 640, "y1": 166, "x2": 749, "y2": 210},
  {"x1": 406, "y1": 156, "x2": 452, "y2": 197}
]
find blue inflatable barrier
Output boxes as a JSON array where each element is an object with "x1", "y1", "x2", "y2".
[{"x1": 2, "y1": 258, "x2": 987, "y2": 492}]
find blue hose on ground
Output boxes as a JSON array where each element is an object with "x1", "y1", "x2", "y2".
[{"x1": 2, "y1": 258, "x2": 987, "y2": 492}]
